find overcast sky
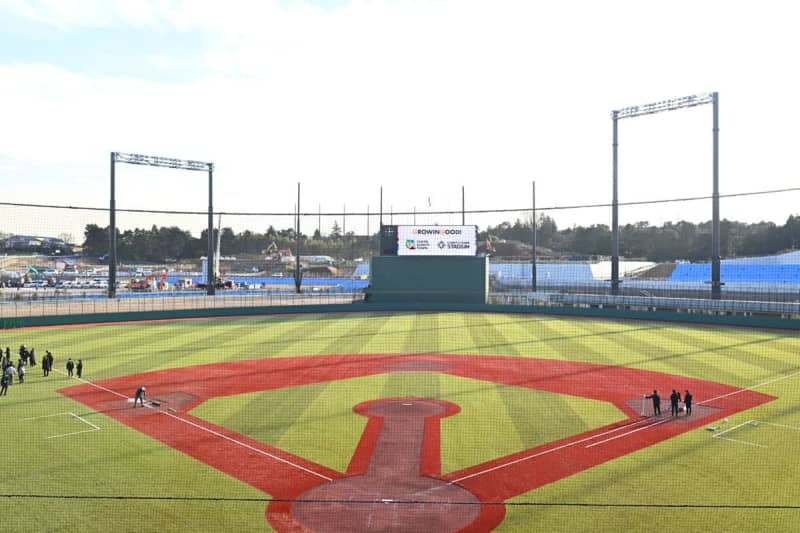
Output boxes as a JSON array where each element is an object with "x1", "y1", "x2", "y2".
[{"x1": 1, "y1": 0, "x2": 799, "y2": 240}]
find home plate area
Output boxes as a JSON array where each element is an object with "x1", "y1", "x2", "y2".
[{"x1": 626, "y1": 397, "x2": 721, "y2": 422}]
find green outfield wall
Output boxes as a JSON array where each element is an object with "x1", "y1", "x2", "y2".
[
  {"x1": 367, "y1": 256, "x2": 489, "y2": 304},
  {"x1": 3, "y1": 301, "x2": 800, "y2": 331}
]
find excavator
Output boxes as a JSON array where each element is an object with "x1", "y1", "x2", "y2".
[{"x1": 128, "y1": 273, "x2": 168, "y2": 291}]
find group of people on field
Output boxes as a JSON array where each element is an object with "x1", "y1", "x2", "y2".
[
  {"x1": 645, "y1": 388, "x2": 693, "y2": 417},
  {"x1": 1, "y1": 343, "x2": 85, "y2": 397}
]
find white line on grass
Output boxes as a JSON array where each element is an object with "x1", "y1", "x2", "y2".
[
  {"x1": 24, "y1": 410, "x2": 102, "y2": 439},
  {"x1": 56, "y1": 367, "x2": 332, "y2": 482},
  {"x1": 712, "y1": 436, "x2": 768, "y2": 448},
  {"x1": 699, "y1": 369, "x2": 800, "y2": 406},
  {"x1": 23, "y1": 412, "x2": 77, "y2": 421},
  {"x1": 711, "y1": 420, "x2": 769, "y2": 448},
  {"x1": 584, "y1": 418, "x2": 671, "y2": 449},
  {"x1": 711, "y1": 420, "x2": 753, "y2": 438},
  {"x1": 757, "y1": 421, "x2": 800, "y2": 431},
  {"x1": 711, "y1": 419, "x2": 800, "y2": 448},
  {"x1": 450, "y1": 417, "x2": 658, "y2": 484},
  {"x1": 157, "y1": 410, "x2": 333, "y2": 482},
  {"x1": 46, "y1": 428, "x2": 101, "y2": 440},
  {"x1": 70, "y1": 412, "x2": 100, "y2": 431}
]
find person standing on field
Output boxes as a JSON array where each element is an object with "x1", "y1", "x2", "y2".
[
  {"x1": 684, "y1": 390, "x2": 693, "y2": 416},
  {"x1": 66, "y1": 358, "x2": 74, "y2": 377},
  {"x1": 0, "y1": 373, "x2": 8, "y2": 396},
  {"x1": 5, "y1": 364, "x2": 15, "y2": 385},
  {"x1": 670, "y1": 389, "x2": 682, "y2": 417},
  {"x1": 76, "y1": 359, "x2": 83, "y2": 379},
  {"x1": 645, "y1": 390, "x2": 661, "y2": 416}
]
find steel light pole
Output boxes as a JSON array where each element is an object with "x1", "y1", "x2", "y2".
[
  {"x1": 610, "y1": 92, "x2": 720, "y2": 298},
  {"x1": 109, "y1": 152, "x2": 215, "y2": 297}
]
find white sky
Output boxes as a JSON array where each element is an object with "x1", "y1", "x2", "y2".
[{"x1": 1, "y1": 0, "x2": 799, "y2": 240}]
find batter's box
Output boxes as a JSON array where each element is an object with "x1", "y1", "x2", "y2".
[
  {"x1": 712, "y1": 420, "x2": 800, "y2": 449},
  {"x1": 625, "y1": 397, "x2": 720, "y2": 422},
  {"x1": 23, "y1": 411, "x2": 101, "y2": 440}
]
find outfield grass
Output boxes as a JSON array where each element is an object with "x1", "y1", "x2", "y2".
[{"x1": 2, "y1": 312, "x2": 799, "y2": 532}]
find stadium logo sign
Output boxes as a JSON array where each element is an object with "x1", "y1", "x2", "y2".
[{"x1": 398, "y1": 225, "x2": 477, "y2": 256}]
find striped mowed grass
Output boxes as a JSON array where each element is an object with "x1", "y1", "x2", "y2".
[{"x1": 2, "y1": 312, "x2": 799, "y2": 532}]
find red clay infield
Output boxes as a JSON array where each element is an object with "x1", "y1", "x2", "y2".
[{"x1": 59, "y1": 354, "x2": 774, "y2": 532}]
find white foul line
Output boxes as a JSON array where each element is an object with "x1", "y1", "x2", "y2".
[
  {"x1": 157, "y1": 409, "x2": 333, "y2": 482},
  {"x1": 57, "y1": 367, "x2": 332, "y2": 482},
  {"x1": 585, "y1": 418, "x2": 671, "y2": 449},
  {"x1": 699, "y1": 369, "x2": 800, "y2": 406},
  {"x1": 450, "y1": 417, "x2": 657, "y2": 484}
]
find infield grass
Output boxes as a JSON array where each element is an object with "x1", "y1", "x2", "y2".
[{"x1": 2, "y1": 312, "x2": 799, "y2": 532}]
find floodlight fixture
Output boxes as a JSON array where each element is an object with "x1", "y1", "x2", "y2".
[
  {"x1": 613, "y1": 92, "x2": 714, "y2": 120},
  {"x1": 114, "y1": 152, "x2": 213, "y2": 172}
]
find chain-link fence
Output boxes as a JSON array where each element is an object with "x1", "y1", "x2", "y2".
[{"x1": 2, "y1": 185, "x2": 800, "y2": 318}]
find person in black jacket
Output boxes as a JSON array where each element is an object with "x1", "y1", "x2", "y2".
[
  {"x1": 684, "y1": 390, "x2": 693, "y2": 416},
  {"x1": 134, "y1": 386, "x2": 147, "y2": 407},
  {"x1": 76, "y1": 359, "x2": 83, "y2": 379},
  {"x1": 645, "y1": 390, "x2": 661, "y2": 416},
  {"x1": 670, "y1": 389, "x2": 682, "y2": 416}
]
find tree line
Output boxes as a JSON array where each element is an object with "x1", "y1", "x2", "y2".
[
  {"x1": 79, "y1": 214, "x2": 800, "y2": 263},
  {"x1": 484, "y1": 214, "x2": 800, "y2": 261},
  {"x1": 81, "y1": 223, "x2": 375, "y2": 263}
]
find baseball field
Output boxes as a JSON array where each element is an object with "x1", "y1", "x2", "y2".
[{"x1": 2, "y1": 311, "x2": 799, "y2": 532}]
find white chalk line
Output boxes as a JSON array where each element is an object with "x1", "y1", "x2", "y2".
[
  {"x1": 450, "y1": 416, "x2": 658, "y2": 484},
  {"x1": 23, "y1": 409, "x2": 102, "y2": 439},
  {"x1": 23, "y1": 411, "x2": 76, "y2": 421},
  {"x1": 585, "y1": 418, "x2": 671, "y2": 449},
  {"x1": 712, "y1": 436, "x2": 768, "y2": 449},
  {"x1": 757, "y1": 421, "x2": 800, "y2": 431},
  {"x1": 699, "y1": 368, "x2": 800, "y2": 406},
  {"x1": 711, "y1": 419, "x2": 800, "y2": 449},
  {"x1": 711, "y1": 420, "x2": 752, "y2": 438},
  {"x1": 711, "y1": 420, "x2": 766, "y2": 449},
  {"x1": 70, "y1": 412, "x2": 100, "y2": 431},
  {"x1": 157, "y1": 409, "x2": 333, "y2": 482},
  {"x1": 46, "y1": 428, "x2": 100, "y2": 440},
  {"x1": 56, "y1": 368, "x2": 332, "y2": 482}
]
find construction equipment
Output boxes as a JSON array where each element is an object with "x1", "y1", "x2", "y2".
[{"x1": 128, "y1": 273, "x2": 168, "y2": 291}]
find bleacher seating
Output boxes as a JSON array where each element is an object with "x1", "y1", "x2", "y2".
[
  {"x1": 669, "y1": 254, "x2": 800, "y2": 283},
  {"x1": 491, "y1": 263, "x2": 594, "y2": 286},
  {"x1": 352, "y1": 263, "x2": 370, "y2": 277}
]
